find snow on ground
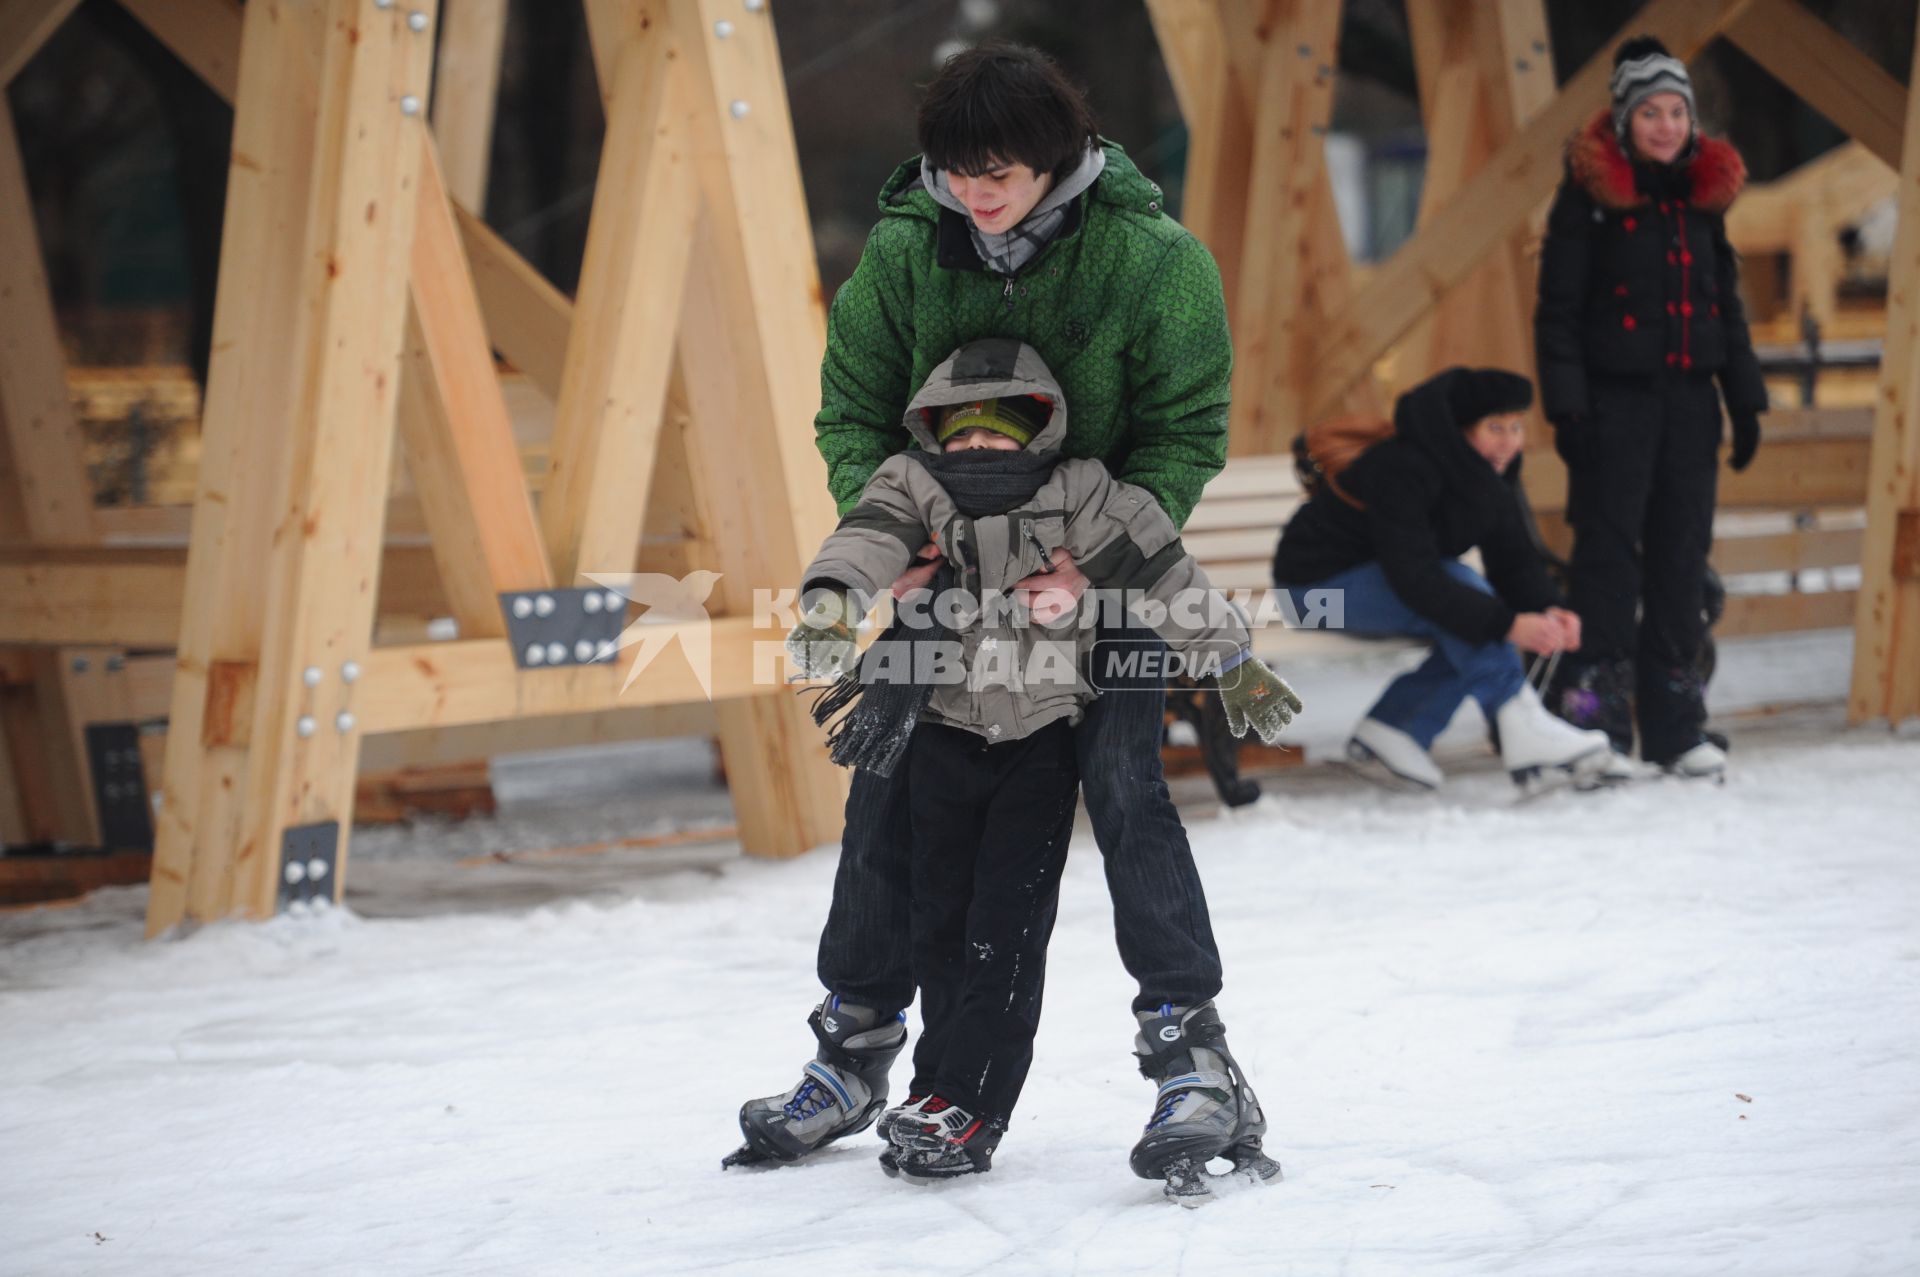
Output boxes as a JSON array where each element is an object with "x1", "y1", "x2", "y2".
[{"x1": 2, "y1": 635, "x2": 1918, "y2": 1276}]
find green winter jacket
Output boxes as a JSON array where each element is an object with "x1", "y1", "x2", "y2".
[{"x1": 814, "y1": 142, "x2": 1232, "y2": 529}]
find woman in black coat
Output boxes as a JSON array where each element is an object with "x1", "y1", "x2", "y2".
[
  {"x1": 1273, "y1": 368, "x2": 1612, "y2": 791},
  {"x1": 1534, "y1": 35, "x2": 1768, "y2": 778}
]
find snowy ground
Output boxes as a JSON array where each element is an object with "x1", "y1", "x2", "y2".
[{"x1": 3, "y1": 634, "x2": 1918, "y2": 1275}]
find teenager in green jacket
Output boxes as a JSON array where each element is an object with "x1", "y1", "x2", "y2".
[{"x1": 728, "y1": 44, "x2": 1274, "y2": 1195}]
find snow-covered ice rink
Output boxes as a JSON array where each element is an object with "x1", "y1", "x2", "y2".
[{"x1": 3, "y1": 635, "x2": 1918, "y2": 1275}]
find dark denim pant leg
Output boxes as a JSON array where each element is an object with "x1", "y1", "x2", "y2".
[
  {"x1": 1288, "y1": 560, "x2": 1525, "y2": 730},
  {"x1": 814, "y1": 761, "x2": 916, "y2": 1016},
  {"x1": 1079, "y1": 619, "x2": 1223, "y2": 1014}
]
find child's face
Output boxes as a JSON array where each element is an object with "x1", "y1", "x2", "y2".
[{"x1": 942, "y1": 427, "x2": 1023, "y2": 453}]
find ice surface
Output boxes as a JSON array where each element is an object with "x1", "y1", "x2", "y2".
[{"x1": 2, "y1": 635, "x2": 1915, "y2": 1275}]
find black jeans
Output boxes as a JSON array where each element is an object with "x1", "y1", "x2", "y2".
[
  {"x1": 906, "y1": 719, "x2": 1077, "y2": 1122},
  {"x1": 1564, "y1": 371, "x2": 1721, "y2": 762},
  {"x1": 816, "y1": 620, "x2": 1224, "y2": 1016}
]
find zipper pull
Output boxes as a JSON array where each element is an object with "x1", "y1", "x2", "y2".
[{"x1": 1003, "y1": 276, "x2": 1016, "y2": 311}]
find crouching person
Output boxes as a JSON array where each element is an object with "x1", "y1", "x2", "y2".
[
  {"x1": 1273, "y1": 367, "x2": 1612, "y2": 792},
  {"x1": 729, "y1": 339, "x2": 1300, "y2": 1192}
]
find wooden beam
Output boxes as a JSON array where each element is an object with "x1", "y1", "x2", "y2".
[
  {"x1": 1720, "y1": 589, "x2": 1858, "y2": 636},
  {"x1": 221, "y1": 0, "x2": 438, "y2": 921},
  {"x1": 1229, "y1": 2, "x2": 1342, "y2": 456},
  {"x1": 146, "y1": 0, "x2": 328, "y2": 935},
  {"x1": 115, "y1": 0, "x2": 567, "y2": 408},
  {"x1": 670, "y1": 0, "x2": 850, "y2": 857},
  {"x1": 114, "y1": 0, "x2": 242, "y2": 103},
  {"x1": 541, "y1": 18, "x2": 698, "y2": 587},
  {"x1": 1145, "y1": 0, "x2": 1254, "y2": 317},
  {"x1": 0, "y1": 97, "x2": 96, "y2": 544},
  {"x1": 454, "y1": 205, "x2": 570, "y2": 398},
  {"x1": 1850, "y1": 31, "x2": 1920, "y2": 725},
  {"x1": 397, "y1": 137, "x2": 552, "y2": 638},
  {"x1": 1726, "y1": 141, "x2": 1897, "y2": 254},
  {"x1": 1304, "y1": 0, "x2": 1752, "y2": 421},
  {"x1": 428, "y1": 0, "x2": 506, "y2": 213},
  {"x1": 0, "y1": 0, "x2": 80, "y2": 84},
  {"x1": 1723, "y1": 0, "x2": 1906, "y2": 170}
]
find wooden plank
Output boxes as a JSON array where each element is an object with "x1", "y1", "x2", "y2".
[
  {"x1": 397, "y1": 137, "x2": 552, "y2": 638},
  {"x1": 541, "y1": 22, "x2": 698, "y2": 587},
  {"x1": 429, "y1": 0, "x2": 506, "y2": 213},
  {"x1": 0, "y1": 97, "x2": 96, "y2": 544},
  {"x1": 0, "y1": 546, "x2": 451, "y2": 646},
  {"x1": 1723, "y1": 0, "x2": 1906, "y2": 170},
  {"x1": 1850, "y1": 32, "x2": 1920, "y2": 724},
  {"x1": 1712, "y1": 527, "x2": 1862, "y2": 575},
  {"x1": 115, "y1": 0, "x2": 242, "y2": 103},
  {"x1": 1304, "y1": 0, "x2": 1752, "y2": 421},
  {"x1": 353, "y1": 622, "x2": 770, "y2": 734},
  {"x1": 359, "y1": 702, "x2": 719, "y2": 771},
  {"x1": 1721, "y1": 589, "x2": 1858, "y2": 636},
  {"x1": 0, "y1": 695, "x2": 26, "y2": 844},
  {"x1": 0, "y1": 0, "x2": 80, "y2": 84}
]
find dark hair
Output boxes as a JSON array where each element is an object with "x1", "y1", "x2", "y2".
[
  {"x1": 917, "y1": 42, "x2": 1099, "y2": 182},
  {"x1": 1613, "y1": 34, "x2": 1672, "y2": 67}
]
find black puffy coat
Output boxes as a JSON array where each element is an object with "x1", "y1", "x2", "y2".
[
  {"x1": 1271, "y1": 371, "x2": 1561, "y2": 644},
  {"x1": 1535, "y1": 110, "x2": 1768, "y2": 424}
]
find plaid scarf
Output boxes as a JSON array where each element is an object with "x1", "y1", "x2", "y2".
[{"x1": 921, "y1": 146, "x2": 1106, "y2": 277}]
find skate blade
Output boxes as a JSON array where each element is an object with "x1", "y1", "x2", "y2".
[
  {"x1": 1340, "y1": 744, "x2": 1437, "y2": 794},
  {"x1": 1159, "y1": 1149, "x2": 1283, "y2": 1206},
  {"x1": 721, "y1": 1142, "x2": 781, "y2": 1171}
]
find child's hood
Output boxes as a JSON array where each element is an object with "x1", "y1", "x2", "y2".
[{"x1": 901, "y1": 338, "x2": 1069, "y2": 456}]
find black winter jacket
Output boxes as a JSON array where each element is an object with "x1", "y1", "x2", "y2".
[
  {"x1": 1535, "y1": 110, "x2": 1768, "y2": 424},
  {"x1": 1271, "y1": 371, "x2": 1562, "y2": 644}
]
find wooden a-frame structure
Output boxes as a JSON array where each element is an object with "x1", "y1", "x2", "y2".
[
  {"x1": 2, "y1": 0, "x2": 1916, "y2": 928},
  {"x1": 1, "y1": 0, "x2": 844, "y2": 932},
  {"x1": 1146, "y1": 0, "x2": 1920, "y2": 725}
]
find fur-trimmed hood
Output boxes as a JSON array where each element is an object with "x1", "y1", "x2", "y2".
[{"x1": 1567, "y1": 108, "x2": 1745, "y2": 213}]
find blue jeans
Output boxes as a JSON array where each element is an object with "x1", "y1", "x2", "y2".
[
  {"x1": 817, "y1": 619, "x2": 1223, "y2": 1016},
  {"x1": 1284, "y1": 560, "x2": 1525, "y2": 748}
]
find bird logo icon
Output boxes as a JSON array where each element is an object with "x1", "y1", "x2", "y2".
[{"x1": 585, "y1": 570, "x2": 725, "y2": 699}]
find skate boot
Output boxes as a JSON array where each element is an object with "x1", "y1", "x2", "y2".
[
  {"x1": 1347, "y1": 718, "x2": 1443, "y2": 791},
  {"x1": 875, "y1": 1089, "x2": 929, "y2": 1145},
  {"x1": 1495, "y1": 684, "x2": 1612, "y2": 791},
  {"x1": 1129, "y1": 1002, "x2": 1282, "y2": 1205},
  {"x1": 722, "y1": 995, "x2": 906, "y2": 1169},
  {"x1": 1659, "y1": 739, "x2": 1727, "y2": 781},
  {"x1": 879, "y1": 1093, "x2": 1003, "y2": 1183}
]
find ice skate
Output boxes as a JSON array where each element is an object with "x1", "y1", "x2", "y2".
[
  {"x1": 1346, "y1": 718, "x2": 1443, "y2": 792},
  {"x1": 1576, "y1": 749, "x2": 1656, "y2": 790},
  {"x1": 1129, "y1": 1002, "x2": 1282, "y2": 1205},
  {"x1": 880, "y1": 1094, "x2": 1001, "y2": 1182},
  {"x1": 1496, "y1": 684, "x2": 1612, "y2": 790},
  {"x1": 723, "y1": 996, "x2": 906, "y2": 1169},
  {"x1": 1660, "y1": 740, "x2": 1727, "y2": 782}
]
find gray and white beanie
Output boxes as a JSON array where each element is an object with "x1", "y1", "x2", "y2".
[{"x1": 1610, "y1": 47, "x2": 1695, "y2": 142}]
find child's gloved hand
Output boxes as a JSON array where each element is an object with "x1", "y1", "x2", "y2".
[
  {"x1": 1218, "y1": 656, "x2": 1304, "y2": 745},
  {"x1": 786, "y1": 590, "x2": 859, "y2": 680}
]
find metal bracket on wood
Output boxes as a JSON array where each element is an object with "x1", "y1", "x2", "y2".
[
  {"x1": 82, "y1": 722, "x2": 154, "y2": 851},
  {"x1": 278, "y1": 821, "x2": 340, "y2": 910},
  {"x1": 498, "y1": 588, "x2": 625, "y2": 670}
]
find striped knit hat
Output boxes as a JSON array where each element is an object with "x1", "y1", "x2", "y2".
[{"x1": 1609, "y1": 36, "x2": 1695, "y2": 144}]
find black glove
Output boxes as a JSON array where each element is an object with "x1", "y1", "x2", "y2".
[
  {"x1": 1728, "y1": 409, "x2": 1761, "y2": 472},
  {"x1": 1551, "y1": 414, "x2": 1586, "y2": 469}
]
